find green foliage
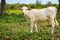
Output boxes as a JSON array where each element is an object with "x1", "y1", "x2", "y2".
[
  {"x1": 5, "y1": 2, "x2": 59, "y2": 10},
  {"x1": 29, "y1": 4, "x2": 36, "y2": 8},
  {"x1": 10, "y1": 5, "x2": 14, "y2": 9},
  {"x1": 6, "y1": 4, "x2": 19, "y2": 10}
]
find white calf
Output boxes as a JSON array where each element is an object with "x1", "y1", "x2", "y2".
[{"x1": 20, "y1": 6, "x2": 58, "y2": 34}]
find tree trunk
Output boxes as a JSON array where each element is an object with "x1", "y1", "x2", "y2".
[
  {"x1": 58, "y1": 0, "x2": 60, "y2": 11},
  {"x1": 1, "y1": 0, "x2": 5, "y2": 15}
]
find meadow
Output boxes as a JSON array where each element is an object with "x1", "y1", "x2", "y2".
[{"x1": 0, "y1": 9, "x2": 60, "y2": 40}]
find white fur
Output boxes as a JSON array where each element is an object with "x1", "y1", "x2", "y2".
[{"x1": 22, "y1": 6, "x2": 58, "y2": 34}]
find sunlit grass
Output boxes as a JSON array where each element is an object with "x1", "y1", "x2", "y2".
[{"x1": 6, "y1": 10, "x2": 22, "y2": 14}]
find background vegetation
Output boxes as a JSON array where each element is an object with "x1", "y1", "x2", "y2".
[{"x1": 0, "y1": 1, "x2": 60, "y2": 40}]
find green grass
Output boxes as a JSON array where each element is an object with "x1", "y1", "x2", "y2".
[
  {"x1": 0, "y1": 13, "x2": 26, "y2": 23},
  {"x1": 0, "y1": 11, "x2": 60, "y2": 40}
]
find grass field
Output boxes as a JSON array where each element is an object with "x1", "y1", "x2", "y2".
[{"x1": 0, "y1": 10, "x2": 60, "y2": 40}]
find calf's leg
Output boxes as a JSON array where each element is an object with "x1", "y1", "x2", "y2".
[
  {"x1": 34, "y1": 22, "x2": 38, "y2": 32},
  {"x1": 30, "y1": 21, "x2": 34, "y2": 32},
  {"x1": 50, "y1": 18, "x2": 55, "y2": 34}
]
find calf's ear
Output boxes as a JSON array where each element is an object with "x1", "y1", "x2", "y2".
[{"x1": 27, "y1": 8, "x2": 32, "y2": 10}]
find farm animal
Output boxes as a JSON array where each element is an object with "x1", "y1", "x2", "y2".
[{"x1": 19, "y1": 6, "x2": 58, "y2": 34}]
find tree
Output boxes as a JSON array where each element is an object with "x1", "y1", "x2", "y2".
[
  {"x1": 58, "y1": 0, "x2": 60, "y2": 11},
  {"x1": 0, "y1": 2, "x2": 1, "y2": 10},
  {"x1": 36, "y1": 0, "x2": 41, "y2": 6},
  {"x1": 36, "y1": 0, "x2": 42, "y2": 8},
  {"x1": 0, "y1": 0, "x2": 1, "y2": 13},
  {"x1": 47, "y1": 1, "x2": 52, "y2": 5},
  {"x1": 1, "y1": 0, "x2": 5, "y2": 15}
]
